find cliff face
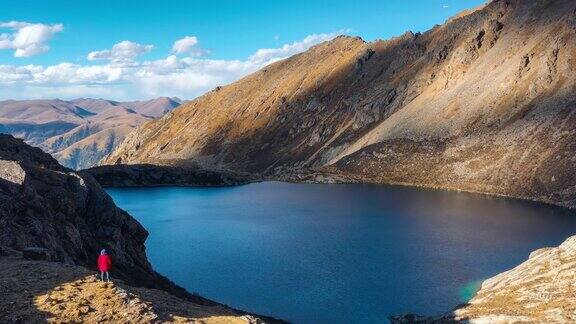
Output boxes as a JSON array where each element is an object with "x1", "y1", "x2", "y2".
[
  {"x1": 0, "y1": 134, "x2": 153, "y2": 284},
  {"x1": 0, "y1": 134, "x2": 276, "y2": 322},
  {"x1": 104, "y1": 0, "x2": 576, "y2": 208}
]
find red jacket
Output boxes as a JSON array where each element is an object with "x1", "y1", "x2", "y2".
[{"x1": 98, "y1": 254, "x2": 112, "y2": 271}]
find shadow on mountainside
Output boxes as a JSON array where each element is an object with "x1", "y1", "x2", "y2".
[
  {"x1": 83, "y1": 164, "x2": 255, "y2": 187},
  {"x1": 388, "y1": 303, "x2": 474, "y2": 323},
  {"x1": 0, "y1": 257, "x2": 264, "y2": 323}
]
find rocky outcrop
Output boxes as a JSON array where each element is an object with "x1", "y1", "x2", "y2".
[
  {"x1": 84, "y1": 164, "x2": 254, "y2": 187},
  {"x1": 0, "y1": 134, "x2": 153, "y2": 285},
  {"x1": 104, "y1": 0, "x2": 576, "y2": 209},
  {"x1": 0, "y1": 134, "x2": 278, "y2": 322},
  {"x1": 390, "y1": 235, "x2": 576, "y2": 323}
]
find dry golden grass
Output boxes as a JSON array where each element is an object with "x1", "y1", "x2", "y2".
[{"x1": 0, "y1": 257, "x2": 260, "y2": 324}]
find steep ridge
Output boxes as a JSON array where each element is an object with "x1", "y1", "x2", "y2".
[
  {"x1": 0, "y1": 97, "x2": 181, "y2": 169},
  {"x1": 0, "y1": 134, "x2": 276, "y2": 323},
  {"x1": 104, "y1": 0, "x2": 576, "y2": 208}
]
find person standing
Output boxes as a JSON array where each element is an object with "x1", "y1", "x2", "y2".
[{"x1": 98, "y1": 249, "x2": 112, "y2": 282}]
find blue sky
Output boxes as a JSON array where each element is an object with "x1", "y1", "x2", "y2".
[{"x1": 0, "y1": 0, "x2": 485, "y2": 100}]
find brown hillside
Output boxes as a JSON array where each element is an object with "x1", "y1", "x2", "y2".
[{"x1": 105, "y1": 0, "x2": 576, "y2": 208}]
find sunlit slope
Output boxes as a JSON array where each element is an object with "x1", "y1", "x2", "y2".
[
  {"x1": 0, "y1": 97, "x2": 180, "y2": 169},
  {"x1": 106, "y1": 0, "x2": 576, "y2": 207}
]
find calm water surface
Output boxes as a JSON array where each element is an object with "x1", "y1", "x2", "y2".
[{"x1": 107, "y1": 182, "x2": 576, "y2": 323}]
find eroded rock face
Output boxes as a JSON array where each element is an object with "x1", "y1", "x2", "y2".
[
  {"x1": 0, "y1": 134, "x2": 152, "y2": 285},
  {"x1": 0, "y1": 135, "x2": 218, "y2": 305}
]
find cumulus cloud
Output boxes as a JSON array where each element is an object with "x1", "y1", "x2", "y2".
[
  {"x1": 249, "y1": 31, "x2": 344, "y2": 65},
  {"x1": 172, "y1": 36, "x2": 207, "y2": 56},
  {"x1": 0, "y1": 21, "x2": 63, "y2": 57},
  {"x1": 87, "y1": 41, "x2": 154, "y2": 64},
  {"x1": 0, "y1": 31, "x2": 345, "y2": 100}
]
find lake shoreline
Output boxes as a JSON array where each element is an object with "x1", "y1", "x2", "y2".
[
  {"x1": 86, "y1": 163, "x2": 576, "y2": 211},
  {"x1": 107, "y1": 182, "x2": 576, "y2": 323}
]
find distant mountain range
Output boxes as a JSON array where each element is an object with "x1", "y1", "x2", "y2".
[
  {"x1": 104, "y1": 0, "x2": 576, "y2": 208},
  {"x1": 0, "y1": 97, "x2": 181, "y2": 169}
]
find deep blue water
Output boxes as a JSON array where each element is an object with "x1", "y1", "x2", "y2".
[{"x1": 107, "y1": 182, "x2": 576, "y2": 323}]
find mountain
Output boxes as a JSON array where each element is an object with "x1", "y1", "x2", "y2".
[
  {"x1": 71, "y1": 97, "x2": 182, "y2": 118},
  {"x1": 0, "y1": 134, "x2": 275, "y2": 323},
  {"x1": 104, "y1": 0, "x2": 576, "y2": 208},
  {"x1": 122, "y1": 97, "x2": 183, "y2": 117},
  {"x1": 0, "y1": 97, "x2": 180, "y2": 170}
]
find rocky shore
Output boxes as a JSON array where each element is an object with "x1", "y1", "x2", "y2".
[
  {"x1": 84, "y1": 164, "x2": 255, "y2": 187},
  {"x1": 391, "y1": 235, "x2": 576, "y2": 323}
]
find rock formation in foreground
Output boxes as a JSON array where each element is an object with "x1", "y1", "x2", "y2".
[
  {"x1": 0, "y1": 257, "x2": 262, "y2": 323},
  {"x1": 0, "y1": 97, "x2": 180, "y2": 170},
  {"x1": 0, "y1": 134, "x2": 152, "y2": 283},
  {"x1": 0, "y1": 134, "x2": 275, "y2": 323},
  {"x1": 104, "y1": 0, "x2": 576, "y2": 208},
  {"x1": 390, "y1": 235, "x2": 576, "y2": 323}
]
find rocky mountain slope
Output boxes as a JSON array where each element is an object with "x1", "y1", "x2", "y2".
[
  {"x1": 0, "y1": 97, "x2": 180, "y2": 169},
  {"x1": 105, "y1": 0, "x2": 576, "y2": 208},
  {"x1": 0, "y1": 134, "x2": 152, "y2": 282},
  {"x1": 391, "y1": 235, "x2": 576, "y2": 323},
  {"x1": 0, "y1": 134, "x2": 275, "y2": 323}
]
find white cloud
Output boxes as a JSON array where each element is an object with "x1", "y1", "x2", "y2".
[
  {"x1": 87, "y1": 40, "x2": 154, "y2": 64},
  {"x1": 0, "y1": 31, "x2": 345, "y2": 100},
  {"x1": 172, "y1": 36, "x2": 208, "y2": 57},
  {"x1": 0, "y1": 21, "x2": 63, "y2": 57},
  {"x1": 249, "y1": 31, "x2": 344, "y2": 65}
]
